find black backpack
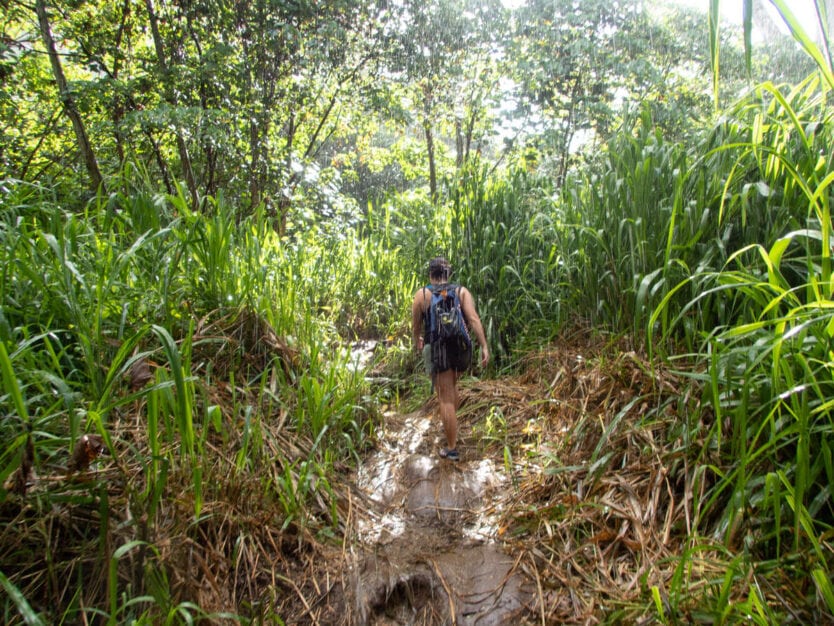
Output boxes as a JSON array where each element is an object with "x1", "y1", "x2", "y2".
[{"x1": 428, "y1": 284, "x2": 471, "y2": 368}]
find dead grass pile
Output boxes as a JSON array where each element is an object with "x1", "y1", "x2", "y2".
[
  {"x1": 0, "y1": 320, "x2": 731, "y2": 625},
  {"x1": 190, "y1": 307, "x2": 300, "y2": 381},
  {"x1": 0, "y1": 308, "x2": 347, "y2": 624},
  {"x1": 452, "y1": 329, "x2": 716, "y2": 623}
]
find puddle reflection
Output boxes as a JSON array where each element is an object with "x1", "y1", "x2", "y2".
[
  {"x1": 351, "y1": 409, "x2": 535, "y2": 622},
  {"x1": 356, "y1": 416, "x2": 512, "y2": 543}
]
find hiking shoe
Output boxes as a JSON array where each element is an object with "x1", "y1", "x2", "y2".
[{"x1": 439, "y1": 447, "x2": 460, "y2": 461}]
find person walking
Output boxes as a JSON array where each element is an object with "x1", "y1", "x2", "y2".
[{"x1": 411, "y1": 257, "x2": 489, "y2": 461}]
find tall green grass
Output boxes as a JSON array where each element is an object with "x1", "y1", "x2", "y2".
[
  {"x1": 377, "y1": 57, "x2": 833, "y2": 618},
  {"x1": 560, "y1": 108, "x2": 697, "y2": 339},
  {"x1": 383, "y1": 102, "x2": 791, "y2": 363},
  {"x1": 382, "y1": 164, "x2": 569, "y2": 364},
  {"x1": 0, "y1": 178, "x2": 405, "y2": 623},
  {"x1": 650, "y1": 74, "x2": 833, "y2": 618}
]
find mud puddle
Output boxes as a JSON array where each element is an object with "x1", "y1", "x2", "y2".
[{"x1": 348, "y1": 409, "x2": 535, "y2": 625}]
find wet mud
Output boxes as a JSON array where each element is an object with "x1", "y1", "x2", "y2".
[{"x1": 349, "y1": 409, "x2": 536, "y2": 625}]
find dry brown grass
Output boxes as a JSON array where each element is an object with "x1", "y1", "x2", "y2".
[
  {"x1": 0, "y1": 324, "x2": 741, "y2": 625},
  {"x1": 443, "y1": 328, "x2": 727, "y2": 624}
]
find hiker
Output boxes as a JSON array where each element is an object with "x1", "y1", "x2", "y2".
[{"x1": 412, "y1": 257, "x2": 489, "y2": 461}]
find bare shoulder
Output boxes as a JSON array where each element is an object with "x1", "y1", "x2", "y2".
[
  {"x1": 458, "y1": 286, "x2": 479, "y2": 311},
  {"x1": 412, "y1": 286, "x2": 432, "y2": 311},
  {"x1": 457, "y1": 285, "x2": 474, "y2": 302}
]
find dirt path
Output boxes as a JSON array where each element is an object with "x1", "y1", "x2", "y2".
[
  {"x1": 323, "y1": 335, "x2": 685, "y2": 624},
  {"x1": 346, "y1": 407, "x2": 537, "y2": 625}
]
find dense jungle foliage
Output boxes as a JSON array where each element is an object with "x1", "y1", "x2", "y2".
[{"x1": 1, "y1": 0, "x2": 833, "y2": 623}]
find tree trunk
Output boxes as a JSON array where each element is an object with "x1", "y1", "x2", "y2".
[
  {"x1": 35, "y1": 0, "x2": 105, "y2": 194},
  {"x1": 145, "y1": 0, "x2": 199, "y2": 209},
  {"x1": 110, "y1": 0, "x2": 132, "y2": 166},
  {"x1": 424, "y1": 119, "x2": 437, "y2": 203},
  {"x1": 422, "y1": 84, "x2": 437, "y2": 203},
  {"x1": 455, "y1": 119, "x2": 464, "y2": 169},
  {"x1": 184, "y1": 11, "x2": 217, "y2": 198},
  {"x1": 248, "y1": 119, "x2": 265, "y2": 210},
  {"x1": 455, "y1": 108, "x2": 478, "y2": 169},
  {"x1": 238, "y1": 3, "x2": 277, "y2": 217}
]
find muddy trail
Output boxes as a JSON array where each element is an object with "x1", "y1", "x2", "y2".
[
  {"x1": 0, "y1": 330, "x2": 806, "y2": 624},
  {"x1": 349, "y1": 406, "x2": 536, "y2": 624},
  {"x1": 302, "y1": 333, "x2": 695, "y2": 625}
]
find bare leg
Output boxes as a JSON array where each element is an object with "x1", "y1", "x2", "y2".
[{"x1": 435, "y1": 369, "x2": 458, "y2": 449}]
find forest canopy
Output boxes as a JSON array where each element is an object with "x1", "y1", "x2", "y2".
[{"x1": 1, "y1": 0, "x2": 815, "y2": 218}]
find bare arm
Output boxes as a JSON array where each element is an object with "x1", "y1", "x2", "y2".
[
  {"x1": 459, "y1": 287, "x2": 490, "y2": 367},
  {"x1": 411, "y1": 287, "x2": 431, "y2": 353}
]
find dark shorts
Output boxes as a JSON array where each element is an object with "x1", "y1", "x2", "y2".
[{"x1": 424, "y1": 340, "x2": 472, "y2": 375}]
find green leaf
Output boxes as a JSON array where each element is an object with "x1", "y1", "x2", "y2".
[
  {"x1": 812, "y1": 568, "x2": 834, "y2": 613},
  {"x1": 0, "y1": 342, "x2": 29, "y2": 424},
  {"x1": 770, "y1": 0, "x2": 834, "y2": 90},
  {"x1": 0, "y1": 572, "x2": 46, "y2": 626},
  {"x1": 743, "y1": 0, "x2": 753, "y2": 77}
]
